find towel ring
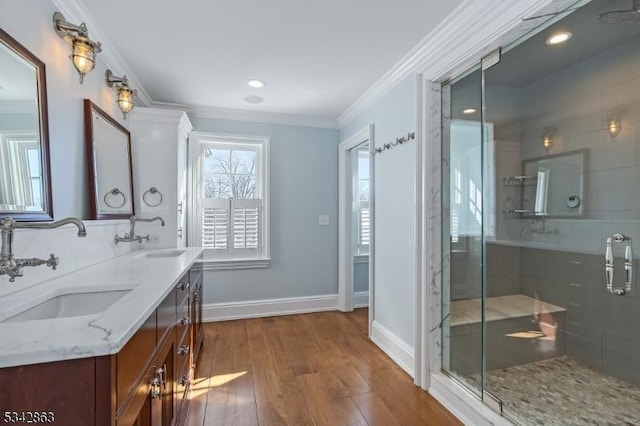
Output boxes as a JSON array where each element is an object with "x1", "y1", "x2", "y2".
[
  {"x1": 143, "y1": 187, "x2": 163, "y2": 207},
  {"x1": 104, "y1": 188, "x2": 126, "y2": 209}
]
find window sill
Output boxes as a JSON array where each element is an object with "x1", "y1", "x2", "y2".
[{"x1": 200, "y1": 258, "x2": 270, "y2": 271}]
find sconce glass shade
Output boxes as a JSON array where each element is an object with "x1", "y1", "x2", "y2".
[
  {"x1": 541, "y1": 126, "x2": 557, "y2": 151},
  {"x1": 609, "y1": 118, "x2": 621, "y2": 137},
  {"x1": 71, "y1": 36, "x2": 100, "y2": 83},
  {"x1": 117, "y1": 86, "x2": 135, "y2": 119}
]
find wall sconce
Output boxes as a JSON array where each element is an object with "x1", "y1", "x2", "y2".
[
  {"x1": 105, "y1": 70, "x2": 137, "y2": 119},
  {"x1": 53, "y1": 12, "x2": 102, "y2": 84},
  {"x1": 608, "y1": 118, "x2": 622, "y2": 137},
  {"x1": 541, "y1": 126, "x2": 557, "y2": 151}
]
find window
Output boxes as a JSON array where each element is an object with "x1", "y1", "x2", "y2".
[
  {"x1": 189, "y1": 132, "x2": 269, "y2": 267},
  {"x1": 355, "y1": 146, "x2": 369, "y2": 255},
  {"x1": 0, "y1": 134, "x2": 42, "y2": 210}
]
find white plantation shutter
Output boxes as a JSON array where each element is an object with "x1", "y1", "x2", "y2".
[
  {"x1": 358, "y1": 200, "x2": 370, "y2": 250},
  {"x1": 198, "y1": 197, "x2": 262, "y2": 258},
  {"x1": 231, "y1": 199, "x2": 262, "y2": 257},
  {"x1": 200, "y1": 199, "x2": 229, "y2": 249}
]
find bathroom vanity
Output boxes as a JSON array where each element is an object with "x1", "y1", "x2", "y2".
[{"x1": 0, "y1": 248, "x2": 204, "y2": 425}]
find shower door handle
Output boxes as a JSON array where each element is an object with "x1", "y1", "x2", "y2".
[
  {"x1": 624, "y1": 240, "x2": 633, "y2": 294},
  {"x1": 605, "y1": 237, "x2": 614, "y2": 293},
  {"x1": 605, "y1": 233, "x2": 631, "y2": 296}
]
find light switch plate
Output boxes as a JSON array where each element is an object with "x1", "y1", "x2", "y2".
[{"x1": 319, "y1": 214, "x2": 330, "y2": 226}]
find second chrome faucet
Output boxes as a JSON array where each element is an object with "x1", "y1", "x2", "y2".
[{"x1": 115, "y1": 216, "x2": 165, "y2": 244}]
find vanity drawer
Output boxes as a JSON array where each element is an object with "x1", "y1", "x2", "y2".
[
  {"x1": 177, "y1": 291, "x2": 189, "y2": 332},
  {"x1": 176, "y1": 328, "x2": 190, "y2": 363},
  {"x1": 175, "y1": 353, "x2": 191, "y2": 419},
  {"x1": 176, "y1": 274, "x2": 191, "y2": 302}
]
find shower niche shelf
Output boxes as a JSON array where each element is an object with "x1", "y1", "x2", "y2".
[
  {"x1": 503, "y1": 175, "x2": 537, "y2": 186},
  {"x1": 503, "y1": 175, "x2": 538, "y2": 218}
]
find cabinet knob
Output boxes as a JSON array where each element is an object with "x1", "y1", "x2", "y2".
[
  {"x1": 178, "y1": 316, "x2": 189, "y2": 326},
  {"x1": 179, "y1": 375, "x2": 190, "y2": 387},
  {"x1": 177, "y1": 344, "x2": 189, "y2": 356}
]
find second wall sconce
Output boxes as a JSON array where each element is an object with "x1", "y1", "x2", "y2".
[
  {"x1": 608, "y1": 117, "x2": 622, "y2": 137},
  {"x1": 53, "y1": 12, "x2": 102, "y2": 84},
  {"x1": 607, "y1": 106, "x2": 625, "y2": 139},
  {"x1": 541, "y1": 126, "x2": 557, "y2": 151},
  {"x1": 105, "y1": 70, "x2": 137, "y2": 119}
]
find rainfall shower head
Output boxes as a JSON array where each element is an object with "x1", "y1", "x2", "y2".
[{"x1": 598, "y1": 0, "x2": 640, "y2": 24}]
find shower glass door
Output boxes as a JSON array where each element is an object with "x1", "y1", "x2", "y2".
[{"x1": 443, "y1": 0, "x2": 640, "y2": 423}]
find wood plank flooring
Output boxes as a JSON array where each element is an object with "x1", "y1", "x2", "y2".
[{"x1": 186, "y1": 309, "x2": 461, "y2": 426}]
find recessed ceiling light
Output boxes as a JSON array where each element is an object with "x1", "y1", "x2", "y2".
[
  {"x1": 247, "y1": 79, "x2": 266, "y2": 89},
  {"x1": 462, "y1": 108, "x2": 477, "y2": 114},
  {"x1": 244, "y1": 95, "x2": 264, "y2": 104},
  {"x1": 546, "y1": 31, "x2": 572, "y2": 45}
]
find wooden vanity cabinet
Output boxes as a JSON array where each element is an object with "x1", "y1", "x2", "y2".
[{"x1": 0, "y1": 264, "x2": 204, "y2": 426}]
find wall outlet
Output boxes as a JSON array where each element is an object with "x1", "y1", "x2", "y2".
[{"x1": 319, "y1": 214, "x2": 330, "y2": 226}]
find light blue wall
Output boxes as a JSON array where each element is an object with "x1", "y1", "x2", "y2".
[
  {"x1": 340, "y1": 74, "x2": 417, "y2": 348},
  {"x1": 354, "y1": 260, "x2": 368, "y2": 293},
  {"x1": 0, "y1": 0, "x2": 128, "y2": 219},
  {"x1": 0, "y1": 113, "x2": 39, "y2": 131},
  {"x1": 189, "y1": 116, "x2": 340, "y2": 304}
]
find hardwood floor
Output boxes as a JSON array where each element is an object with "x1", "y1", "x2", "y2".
[{"x1": 186, "y1": 309, "x2": 461, "y2": 426}]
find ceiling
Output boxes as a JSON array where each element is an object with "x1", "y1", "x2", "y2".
[
  {"x1": 79, "y1": 0, "x2": 464, "y2": 123},
  {"x1": 450, "y1": 0, "x2": 640, "y2": 123}
]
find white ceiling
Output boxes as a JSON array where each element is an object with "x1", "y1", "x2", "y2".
[{"x1": 79, "y1": 0, "x2": 464, "y2": 122}]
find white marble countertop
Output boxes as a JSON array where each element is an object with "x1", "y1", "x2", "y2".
[{"x1": 0, "y1": 247, "x2": 203, "y2": 368}]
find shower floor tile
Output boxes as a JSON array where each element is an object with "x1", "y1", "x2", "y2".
[{"x1": 474, "y1": 356, "x2": 640, "y2": 425}]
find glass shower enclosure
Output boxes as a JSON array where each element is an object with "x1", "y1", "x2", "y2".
[{"x1": 441, "y1": 0, "x2": 640, "y2": 423}]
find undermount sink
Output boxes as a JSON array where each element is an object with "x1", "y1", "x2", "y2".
[
  {"x1": 3, "y1": 289, "x2": 132, "y2": 323},
  {"x1": 144, "y1": 250, "x2": 185, "y2": 258}
]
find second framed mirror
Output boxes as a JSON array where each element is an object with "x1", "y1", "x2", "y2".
[{"x1": 84, "y1": 99, "x2": 134, "y2": 219}]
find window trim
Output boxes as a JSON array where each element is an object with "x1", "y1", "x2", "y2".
[{"x1": 188, "y1": 131, "x2": 270, "y2": 268}]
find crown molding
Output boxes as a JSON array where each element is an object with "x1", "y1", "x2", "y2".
[
  {"x1": 153, "y1": 101, "x2": 339, "y2": 129},
  {"x1": 128, "y1": 107, "x2": 193, "y2": 135},
  {"x1": 51, "y1": 0, "x2": 153, "y2": 107},
  {"x1": 337, "y1": 0, "x2": 558, "y2": 128}
]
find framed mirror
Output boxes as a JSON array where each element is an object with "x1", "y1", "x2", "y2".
[
  {"x1": 0, "y1": 28, "x2": 53, "y2": 221},
  {"x1": 522, "y1": 149, "x2": 587, "y2": 218},
  {"x1": 84, "y1": 99, "x2": 134, "y2": 219}
]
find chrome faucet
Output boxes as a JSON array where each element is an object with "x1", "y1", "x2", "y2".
[
  {"x1": 0, "y1": 216, "x2": 87, "y2": 282},
  {"x1": 115, "y1": 215, "x2": 165, "y2": 244}
]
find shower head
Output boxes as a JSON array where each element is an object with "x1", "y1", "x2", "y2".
[{"x1": 598, "y1": 0, "x2": 640, "y2": 24}]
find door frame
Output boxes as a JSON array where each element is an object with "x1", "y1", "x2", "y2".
[{"x1": 338, "y1": 125, "x2": 374, "y2": 326}]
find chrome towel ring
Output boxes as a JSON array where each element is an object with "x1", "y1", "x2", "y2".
[
  {"x1": 104, "y1": 188, "x2": 126, "y2": 208},
  {"x1": 143, "y1": 187, "x2": 163, "y2": 207}
]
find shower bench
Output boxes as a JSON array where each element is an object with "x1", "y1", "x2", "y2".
[{"x1": 448, "y1": 294, "x2": 566, "y2": 374}]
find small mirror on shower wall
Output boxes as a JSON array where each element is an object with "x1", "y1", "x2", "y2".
[
  {"x1": 522, "y1": 149, "x2": 587, "y2": 218},
  {"x1": 84, "y1": 99, "x2": 134, "y2": 219}
]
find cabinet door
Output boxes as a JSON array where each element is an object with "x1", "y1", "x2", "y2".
[
  {"x1": 116, "y1": 363, "x2": 161, "y2": 426},
  {"x1": 156, "y1": 333, "x2": 176, "y2": 426}
]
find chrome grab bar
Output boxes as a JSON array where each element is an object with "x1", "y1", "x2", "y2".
[{"x1": 605, "y1": 233, "x2": 632, "y2": 296}]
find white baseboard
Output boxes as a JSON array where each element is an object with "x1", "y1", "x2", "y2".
[
  {"x1": 203, "y1": 292, "x2": 370, "y2": 322},
  {"x1": 370, "y1": 320, "x2": 415, "y2": 377},
  {"x1": 354, "y1": 291, "x2": 369, "y2": 308},
  {"x1": 429, "y1": 373, "x2": 512, "y2": 426}
]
